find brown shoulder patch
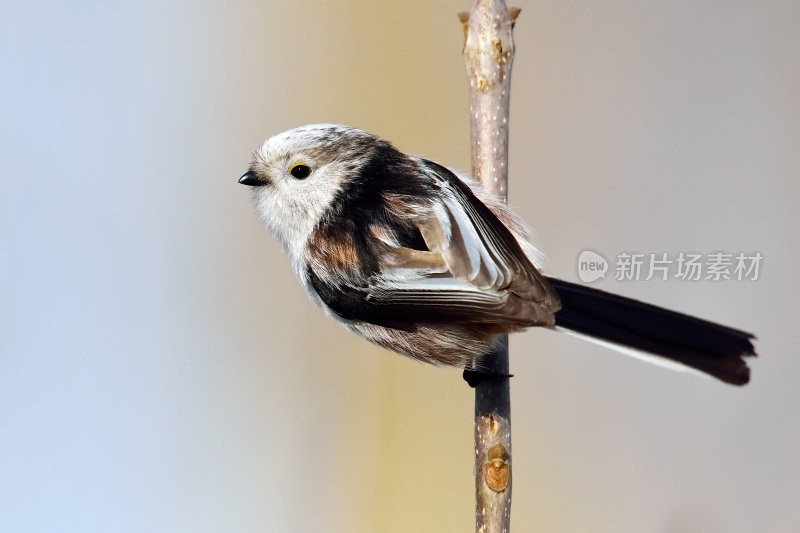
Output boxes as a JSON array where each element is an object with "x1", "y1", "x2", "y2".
[{"x1": 307, "y1": 225, "x2": 360, "y2": 271}]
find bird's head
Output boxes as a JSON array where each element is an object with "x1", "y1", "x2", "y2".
[{"x1": 239, "y1": 124, "x2": 381, "y2": 259}]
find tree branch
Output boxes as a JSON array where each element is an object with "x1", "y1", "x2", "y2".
[{"x1": 460, "y1": 1, "x2": 519, "y2": 531}]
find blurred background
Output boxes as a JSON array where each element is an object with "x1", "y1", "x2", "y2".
[{"x1": 1, "y1": 0, "x2": 798, "y2": 531}]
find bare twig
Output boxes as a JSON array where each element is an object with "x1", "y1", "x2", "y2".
[{"x1": 460, "y1": 1, "x2": 519, "y2": 531}]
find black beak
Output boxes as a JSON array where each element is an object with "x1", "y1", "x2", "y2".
[{"x1": 239, "y1": 170, "x2": 268, "y2": 186}]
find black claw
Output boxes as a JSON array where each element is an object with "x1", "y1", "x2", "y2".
[{"x1": 462, "y1": 368, "x2": 514, "y2": 388}]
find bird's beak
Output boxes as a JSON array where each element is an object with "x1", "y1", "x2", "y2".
[{"x1": 238, "y1": 170, "x2": 268, "y2": 186}]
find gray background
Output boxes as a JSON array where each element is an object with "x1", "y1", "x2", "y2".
[{"x1": 1, "y1": 1, "x2": 797, "y2": 531}]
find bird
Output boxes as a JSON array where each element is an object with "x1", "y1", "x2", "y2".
[{"x1": 239, "y1": 124, "x2": 756, "y2": 385}]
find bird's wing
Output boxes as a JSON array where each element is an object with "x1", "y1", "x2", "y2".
[
  {"x1": 364, "y1": 275, "x2": 546, "y2": 326},
  {"x1": 364, "y1": 160, "x2": 560, "y2": 326}
]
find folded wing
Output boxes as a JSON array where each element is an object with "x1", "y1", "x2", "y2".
[{"x1": 363, "y1": 160, "x2": 560, "y2": 327}]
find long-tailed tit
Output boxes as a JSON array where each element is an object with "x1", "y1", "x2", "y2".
[{"x1": 239, "y1": 124, "x2": 756, "y2": 385}]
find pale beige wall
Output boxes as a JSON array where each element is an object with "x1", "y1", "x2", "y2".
[{"x1": 1, "y1": 1, "x2": 798, "y2": 532}]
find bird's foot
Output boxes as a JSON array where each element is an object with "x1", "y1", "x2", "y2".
[{"x1": 462, "y1": 368, "x2": 514, "y2": 388}]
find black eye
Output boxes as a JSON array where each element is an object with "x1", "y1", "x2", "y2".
[{"x1": 289, "y1": 163, "x2": 311, "y2": 180}]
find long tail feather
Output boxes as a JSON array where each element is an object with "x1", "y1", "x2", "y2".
[{"x1": 546, "y1": 277, "x2": 757, "y2": 385}]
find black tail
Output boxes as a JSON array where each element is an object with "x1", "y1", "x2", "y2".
[{"x1": 546, "y1": 277, "x2": 756, "y2": 386}]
